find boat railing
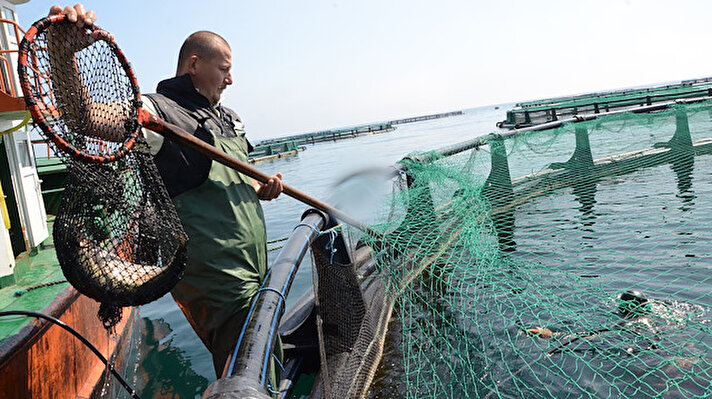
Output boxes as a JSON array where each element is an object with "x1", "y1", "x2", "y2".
[
  {"x1": 203, "y1": 209, "x2": 331, "y2": 398},
  {"x1": 0, "y1": 17, "x2": 57, "y2": 117},
  {"x1": 0, "y1": 56, "x2": 14, "y2": 97},
  {"x1": 32, "y1": 137, "x2": 111, "y2": 160},
  {"x1": 0, "y1": 18, "x2": 24, "y2": 98}
]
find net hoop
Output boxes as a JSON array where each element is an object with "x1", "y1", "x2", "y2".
[{"x1": 17, "y1": 14, "x2": 142, "y2": 163}]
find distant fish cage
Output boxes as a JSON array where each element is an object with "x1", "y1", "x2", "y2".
[
  {"x1": 248, "y1": 140, "x2": 305, "y2": 163},
  {"x1": 258, "y1": 123, "x2": 395, "y2": 148},
  {"x1": 255, "y1": 110, "x2": 464, "y2": 151},
  {"x1": 498, "y1": 77, "x2": 712, "y2": 129}
]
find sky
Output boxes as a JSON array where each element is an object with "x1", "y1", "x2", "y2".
[{"x1": 13, "y1": 0, "x2": 712, "y2": 140}]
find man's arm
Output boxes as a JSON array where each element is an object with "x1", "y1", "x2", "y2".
[{"x1": 47, "y1": 4, "x2": 129, "y2": 142}]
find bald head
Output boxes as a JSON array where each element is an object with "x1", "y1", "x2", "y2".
[{"x1": 176, "y1": 31, "x2": 230, "y2": 75}]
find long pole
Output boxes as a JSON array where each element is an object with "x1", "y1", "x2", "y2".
[{"x1": 141, "y1": 111, "x2": 377, "y2": 236}]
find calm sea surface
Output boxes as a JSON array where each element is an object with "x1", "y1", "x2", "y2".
[
  {"x1": 130, "y1": 104, "x2": 511, "y2": 398},
  {"x1": 120, "y1": 101, "x2": 712, "y2": 398}
]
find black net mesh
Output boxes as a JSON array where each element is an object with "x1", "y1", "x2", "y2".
[
  {"x1": 311, "y1": 234, "x2": 394, "y2": 399},
  {"x1": 20, "y1": 21, "x2": 187, "y2": 328}
]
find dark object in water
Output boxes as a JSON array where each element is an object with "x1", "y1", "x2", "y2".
[{"x1": 618, "y1": 290, "x2": 650, "y2": 319}]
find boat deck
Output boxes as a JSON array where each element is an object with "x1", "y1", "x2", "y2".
[{"x1": 0, "y1": 218, "x2": 69, "y2": 339}]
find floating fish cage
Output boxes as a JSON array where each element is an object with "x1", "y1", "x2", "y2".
[
  {"x1": 258, "y1": 123, "x2": 395, "y2": 148},
  {"x1": 209, "y1": 96, "x2": 712, "y2": 399},
  {"x1": 498, "y1": 78, "x2": 712, "y2": 129},
  {"x1": 248, "y1": 140, "x2": 306, "y2": 163},
  {"x1": 255, "y1": 111, "x2": 463, "y2": 151},
  {"x1": 249, "y1": 141, "x2": 302, "y2": 157}
]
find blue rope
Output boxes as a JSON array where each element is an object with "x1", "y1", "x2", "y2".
[
  {"x1": 293, "y1": 222, "x2": 342, "y2": 263},
  {"x1": 272, "y1": 352, "x2": 285, "y2": 372},
  {"x1": 227, "y1": 269, "x2": 273, "y2": 376},
  {"x1": 267, "y1": 383, "x2": 285, "y2": 395},
  {"x1": 293, "y1": 221, "x2": 320, "y2": 235},
  {"x1": 255, "y1": 287, "x2": 286, "y2": 306},
  {"x1": 324, "y1": 229, "x2": 338, "y2": 263},
  {"x1": 266, "y1": 355, "x2": 288, "y2": 396}
]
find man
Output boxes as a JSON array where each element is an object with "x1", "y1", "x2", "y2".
[{"x1": 51, "y1": 5, "x2": 285, "y2": 378}]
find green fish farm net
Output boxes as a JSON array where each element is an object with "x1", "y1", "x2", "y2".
[{"x1": 360, "y1": 100, "x2": 712, "y2": 398}]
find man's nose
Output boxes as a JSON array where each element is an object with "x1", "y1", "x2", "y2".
[{"x1": 225, "y1": 72, "x2": 233, "y2": 85}]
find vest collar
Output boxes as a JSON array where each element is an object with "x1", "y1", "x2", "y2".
[{"x1": 155, "y1": 74, "x2": 213, "y2": 111}]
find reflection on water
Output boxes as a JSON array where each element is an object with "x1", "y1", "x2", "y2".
[
  {"x1": 672, "y1": 151, "x2": 695, "y2": 208},
  {"x1": 135, "y1": 317, "x2": 210, "y2": 398},
  {"x1": 573, "y1": 176, "x2": 598, "y2": 223},
  {"x1": 482, "y1": 138, "x2": 516, "y2": 252},
  {"x1": 654, "y1": 110, "x2": 697, "y2": 211}
]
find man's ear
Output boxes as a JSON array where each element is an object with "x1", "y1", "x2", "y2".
[{"x1": 186, "y1": 55, "x2": 200, "y2": 76}]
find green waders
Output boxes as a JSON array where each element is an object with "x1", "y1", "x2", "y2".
[{"x1": 169, "y1": 130, "x2": 282, "y2": 387}]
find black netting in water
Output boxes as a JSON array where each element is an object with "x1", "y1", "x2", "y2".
[{"x1": 54, "y1": 140, "x2": 186, "y2": 328}]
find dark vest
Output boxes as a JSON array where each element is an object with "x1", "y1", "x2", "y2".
[{"x1": 145, "y1": 74, "x2": 253, "y2": 198}]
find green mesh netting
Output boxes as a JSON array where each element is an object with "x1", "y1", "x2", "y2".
[{"x1": 363, "y1": 101, "x2": 712, "y2": 398}]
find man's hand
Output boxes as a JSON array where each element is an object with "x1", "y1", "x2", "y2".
[
  {"x1": 48, "y1": 4, "x2": 113, "y2": 43},
  {"x1": 254, "y1": 173, "x2": 284, "y2": 201},
  {"x1": 49, "y1": 4, "x2": 94, "y2": 27},
  {"x1": 45, "y1": 4, "x2": 127, "y2": 142}
]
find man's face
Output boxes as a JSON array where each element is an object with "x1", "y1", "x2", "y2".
[{"x1": 191, "y1": 42, "x2": 233, "y2": 105}]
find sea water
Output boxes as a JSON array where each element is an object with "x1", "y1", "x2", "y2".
[
  {"x1": 125, "y1": 101, "x2": 712, "y2": 398},
  {"x1": 131, "y1": 103, "x2": 511, "y2": 398}
]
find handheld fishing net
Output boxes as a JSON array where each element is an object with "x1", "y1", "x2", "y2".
[
  {"x1": 19, "y1": 20, "x2": 186, "y2": 328},
  {"x1": 344, "y1": 100, "x2": 712, "y2": 398}
]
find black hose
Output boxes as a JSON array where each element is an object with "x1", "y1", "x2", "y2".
[{"x1": 0, "y1": 310, "x2": 141, "y2": 399}]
